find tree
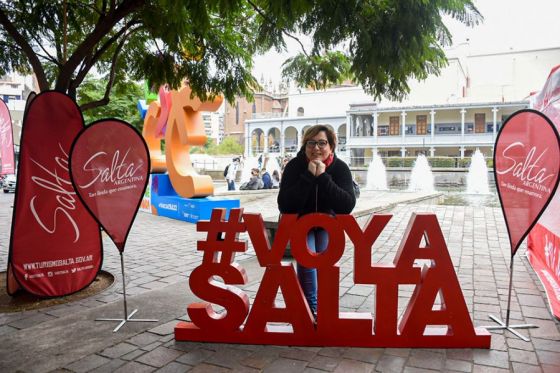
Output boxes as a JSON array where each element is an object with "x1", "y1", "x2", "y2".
[
  {"x1": 190, "y1": 136, "x2": 244, "y2": 155},
  {"x1": 78, "y1": 77, "x2": 143, "y2": 129},
  {"x1": 216, "y1": 136, "x2": 244, "y2": 155},
  {"x1": 0, "y1": 1, "x2": 481, "y2": 110}
]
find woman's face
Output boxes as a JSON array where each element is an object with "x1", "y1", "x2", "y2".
[{"x1": 305, "y1": 130, "x2": 332, "y2": 162}]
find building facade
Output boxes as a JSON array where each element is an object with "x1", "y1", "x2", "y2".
[
  {"x1": 0, "y1": 73, "x2": 36, "y2": 149},
  {"x1": 244, "y1": 47, "x2": 560, "y2": 165},
  {"x1": 223, "y1": 90, "x2": 288, "y2": 146}
]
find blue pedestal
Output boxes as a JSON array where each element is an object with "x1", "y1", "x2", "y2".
[{"x1": 151, "y1": 174, "x2": 240, "y2": 223}]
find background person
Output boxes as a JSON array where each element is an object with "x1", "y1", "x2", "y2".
[
  {"x1": 261, "y1": 168, "x2": 272, "y2": 189},
  {"x1": 277, "y1": 124, "x2": 355, "y2": 317},
  {"x1": 240, "y1": 167, "x2": 264, "y2": 190},
  {"x1": 225, "y1": 157, "x2": 240, "y2": 190},
  {"x1": 271, "y1": 170, "x2": 280, "y2": 189}
]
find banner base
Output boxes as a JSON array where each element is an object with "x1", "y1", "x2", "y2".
[
  {"x1": 96, "y1": 309, "x2": 158, "y2": 332},
  {"x1": 482, "y1": 314, "x2": 538, "y2": 342}
]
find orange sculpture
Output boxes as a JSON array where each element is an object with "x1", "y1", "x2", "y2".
[
  {"x1": 142, "y1": 85, "x2": 223, "y2": 197},
  {"x1": 175, "y1": 209, "x2": 491, "y2": 348},
  {"x1": 142, "y1": 98, "x2": 167, "y2": 173}
]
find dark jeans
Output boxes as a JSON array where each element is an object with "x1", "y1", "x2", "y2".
[
  {"x1": 297, "y1": 228, "x2": 328, "y2": 314},
  {"x1": 227, "y1": 180, "x2": 235, "y2": 190}
]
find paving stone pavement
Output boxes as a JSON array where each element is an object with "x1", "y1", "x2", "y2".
[{"x1": 1, "y1": 191, "x2": 559, "y2": 372}]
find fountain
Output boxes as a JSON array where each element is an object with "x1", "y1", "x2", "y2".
[
  {"x1": 466, "y1": 149, "x2": 490, "y2": 194},
  {"x1": 407, "y1": 154, "x2": 435, "y2": 192},
  {"x1": 366, "y1": 153, "x2": 388, "y2": 190}
]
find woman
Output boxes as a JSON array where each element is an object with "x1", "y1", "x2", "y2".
[
  {"x1": 277, "y1": 125, "x2": 355, "y2": 316},
  {"x1": 271, "y1": 169, "x2": 280, "y2": 189},
  {"x1": 240, "y1": 168, "x2": 264, "y2": 190}
]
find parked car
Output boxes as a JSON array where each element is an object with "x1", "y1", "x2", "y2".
[{"x1": 3, "y1": 174, "x2": 16, "y2": 193}]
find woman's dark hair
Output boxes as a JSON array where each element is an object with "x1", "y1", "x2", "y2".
[{"x1": 301, "y1": 124, "x2": 337, "y2": 153}]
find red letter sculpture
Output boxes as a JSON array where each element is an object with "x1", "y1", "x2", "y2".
[{"x1": 175, "y1": 210, "x2": 490, "y2": 348}]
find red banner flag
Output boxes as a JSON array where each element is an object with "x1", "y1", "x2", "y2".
[
  {"x1": 494, "y1": 109, "x2": 560, "y2": 256},
  {"x1": 527, "y1": 65, "x2": 560, "y2": 320},
  {"x1": 0, "y1": 99, "x2": 15, "y2": 175},
  {"x1": 7, "y1": 91, "x2": 102, "y2": 297},
  {"x1": 69, "y1": 120, "x2": 150, "y2": 252}
]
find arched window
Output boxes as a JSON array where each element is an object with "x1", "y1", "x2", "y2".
[{"x1": 297, "y1": 107, "x2": 304, "y2": 117}]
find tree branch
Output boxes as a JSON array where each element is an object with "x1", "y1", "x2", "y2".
[
  {"x1": 55, "y1": 0, "x2": 144, "y2": 92},
  {"x1": 246, "y1": 0, "x2": 309, "y2": 57},
  {"x1": 79, "y1": 35, "x2": 126, "y2": 111},
  {"x1": 30, "y1": 31, "x2": 61, "y2": 66},
  {"x1": 0, "y1": 7, "x2": 49, "y2": 90},
  {"x1": 73, "y1": 20, "x2": 141, "y2": 89}
]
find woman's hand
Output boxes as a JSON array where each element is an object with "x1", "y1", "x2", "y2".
[
  {"x1": 308, "y1": 160, "x2": 318, "y2": 175},
  {"x1": 314, "y1": 160, "x2": 326, "y2": 176}
]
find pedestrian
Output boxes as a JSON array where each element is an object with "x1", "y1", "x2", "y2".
[
  {"x1": 261, "y1": 168, "x2": 272, "y2": 189},
  {"x1": 240, "y1": 168, "x2": 263, "y2": 190},
  {"x1": 271, "y1": 170, "x2": 280, "y2": 189},
  {"x1": 277, "y1": 124, "x2": 356, "y2": 318},
  {"x1": 225, "y1": 157, "x2": 240, "y2": 191}
]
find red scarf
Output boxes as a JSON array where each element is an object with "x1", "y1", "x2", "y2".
[{"x1": 307, "y1": 153, "x2": 334, "y2": 168}]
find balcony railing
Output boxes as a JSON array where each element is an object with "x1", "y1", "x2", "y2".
[{"x1": 251, "y1": 112, "x2": 287, "y2": 119}]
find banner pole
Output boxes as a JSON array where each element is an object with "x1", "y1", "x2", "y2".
[
  {"x1": 95, "y1": 250, "x2": 158, "y2": 332},
  {"x1": 505, "y1": 256, "x2": 514, "y2": 327},
  {"x1": 120, "y1": 252, "x2": 128, "y2": 320},
  {"x1": 483, "y1": 253, "x2": 538, "y2": 341}
]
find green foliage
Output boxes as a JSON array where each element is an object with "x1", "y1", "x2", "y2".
[
  {"x1": 216, "y1": 136, "x2": 244, "y2": 155},
  {"x1": 387, "y1": 157, "x2": 417, "y2": 168},
  {"x1": 384, "y1": 156, "x2": 492, "y2": 168},
  {"x1": 191, "y1": 136, "x2": 244, "y2": 155},
  {"x1": 280, "y1": 0, "x2": 482, "y2": 100},
  {"x1": 191, "y1": 137, "x2": 244, "y2": 155},
  {"x1": 429, "y1": 157, "x2": 457, "y2": 168},
  {"x1": 0, "y1": 0, "x2": 481, "y2": 108},
  {"x1": 457, "y1": 158, "x2": 471, "y2": 168},
  {"x1": 282, "y1": 51, "x2": 352, "y2": 90},
  {"x1": 78, "y1": 77, "x2": 143, "y2": 130}
]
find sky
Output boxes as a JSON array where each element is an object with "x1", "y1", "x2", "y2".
[{"x1": 252, "y1": 0, "x2": 560, "y2": 87}]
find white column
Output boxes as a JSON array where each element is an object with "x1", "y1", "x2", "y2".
[
  {"x1": 280, "y1": 122, "x2": 285, "y2": 157},
  {"x1": 460, "y1": 146, "x2": 465, "y2": 159},
  {"x1": 246, "y1": 123, "x2": 251, "y2": 157},
  {"x1": 492, "y1": 107, "x2": 499, "y2": 140},
  {"x1": 430, "y1": 109, "x2": 436, "y2": 141},
  {"x1": 401, "y1": 111, "x2": 407, "y2": 141},
  {"x1": 373, "y1": 112, "x2": 379, "y2": 143},
  {"x1": 460, "y1": 109, "x2": 466, "y2": 138},
  {"x1": 346, "y1": 114, "x2": 352, "y2": 139},
  {"x1": 429, "y1": 147, "x2": 435, "y2": 157},
  {"x1": 401, "y1": 146, "x2": 406, "y2": 157},
  {"x1": 263, "y1": 128, "x2": 269, "y2": 154}
]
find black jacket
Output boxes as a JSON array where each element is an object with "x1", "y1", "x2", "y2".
[{"x1": 278, "y1": 150, "x2": 356, "y2": 216}]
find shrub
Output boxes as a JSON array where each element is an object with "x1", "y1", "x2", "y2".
[{"x1": 428, "y1": 157, "x2": 456, "y2": 168}]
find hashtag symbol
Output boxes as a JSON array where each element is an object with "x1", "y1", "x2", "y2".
[{"x1": 197, "y1": 208, "x2": 247, "y2": 265}]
